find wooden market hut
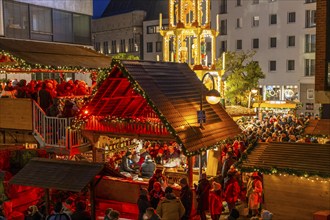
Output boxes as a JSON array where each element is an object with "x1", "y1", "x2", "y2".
[
  {"x1": 77, "y1": 59, "x2": 242, "y2": 210},
  {"x1": 238, "y1": 142, "x2": 330, "y2": 220},
  {"x1": 80, "y1": 59, "x2": 241, "y2": 166},
  {"x1": 0, "y1": 38, "x2": 112, "y2": 154},
  {"x1": 8, "y1": 157, "x2": 124, "y2": 219}
]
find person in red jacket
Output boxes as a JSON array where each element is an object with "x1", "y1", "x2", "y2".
[
  {"x1": 208, "y1": 182, "x2": 223, "y2": 220},
  {"x1": 224, "y1": 170, "x2": 241, "y2": 212}
]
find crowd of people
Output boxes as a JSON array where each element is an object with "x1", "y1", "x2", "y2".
[{"x1": 0, "y1": 78, "x2": 91, "y2": 117}]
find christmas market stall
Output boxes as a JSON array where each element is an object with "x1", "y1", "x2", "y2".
[
  {"x1": 73, "y1": 59, "x2": 241, "y2": 215},
  {"x1": 8, "y1": 158, "x2": 125, "y2": 220},
  {"x1": 0, "y1": 38, "x2": 112, "y2": 155},
  {"x1": 236, "y1": 142, "x2": 330, "y2": 220}
]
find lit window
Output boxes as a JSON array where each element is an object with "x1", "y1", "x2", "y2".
[{"x1": 252, "y1": 16, "x2": 259, "y2": 27}]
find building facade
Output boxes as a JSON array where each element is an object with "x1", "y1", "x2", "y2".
[
  {"x1": 217, "y1": 0, "x2": 318, "y2": 115},
  {"x1": 0, "y1": 0, "x2": 93, "y2": 83}
]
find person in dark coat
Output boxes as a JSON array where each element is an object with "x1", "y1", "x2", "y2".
[
  {"x1": 71, "y1": 201, "x2": 91, "y2": 220},
  {"x1": 119, "y1": 151, "x2": 135, "y2": 173},
  {"x1": 148, "y1": 169, "x2": 165, "y2": 192},
  {"x1": 179, "y1": 178, "x2": 193, "y2": 220},
  {"x1": 137, "y1": 188, "x2": 151, "y2": 220},
  {"x1": 141, "y1": 155, "x2": 156, "y2": 178},
  {"x1": 221, "y1": 151, "x2": 236, "y2": 180},
  {"x1": 25, "y1": 205, "x2": 43, "y2": 220},
  {"x1": 149, "y1": 182, "x2": 165, "y2": 209},
  {"x1": 195, "y1": 173, "x2": 211, "y2": 220},
  {"x1": 38, "y1": 82, "x2": 53, "y2": 112}
]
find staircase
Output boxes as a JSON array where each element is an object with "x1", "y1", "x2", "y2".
[{"x1": 32, "y1": 101, "x2": 90, "y2": 155}]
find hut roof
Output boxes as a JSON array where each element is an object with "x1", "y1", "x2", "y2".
[
  {"x1": 84, "y1": 60, "x2": 241, "y2": 154},
  {"x1": 304, "y1": 119, "x2": 330, "y2": 136},
  {"x1": 239, "y1": 142, "x2": 330, "y2": 178},
  {"x1": 0, "y1": 38, "x2": 111, "y2": 70}
]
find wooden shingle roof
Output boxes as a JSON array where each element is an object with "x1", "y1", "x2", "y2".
[
  {"x1": 84, "y1": 60, "x2": 241, "y2": 154},
  {"x1": 240, "y1": 142, "x2": 330, "y2": 177},
  {"x1": 304, "y1": 119, "x2": 330, "y2": 136},
  {"x1": 0, "y1": 38, "x2": 111, "y2": 69},
  {"x1": 9, "y1": 158, "x2": 105, "y2": 192}
]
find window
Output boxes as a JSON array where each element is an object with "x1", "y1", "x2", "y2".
[
  {"x1": 53, "y1": 10, "x2": 73, "y2": 43},
  {"x1": 95, "y1": 42, "x2": 100, "y2": 52},
  {"x1": 147, "y1": 25, "x2": 159, "y2": 34},
  {"x1": 252, "y1": 38, "x2": 259, "y2": 49},
  {"x1": 252, "y1": 0, "x2": 259, "y2": 4},
  {"x1": 103, "y1": 41, "x2": 109, "y2": 54},
  {"x1": 307, "y1": 89, "x2": 314, "y2": 99},
  {"x1": 120, "y1": 39, "x2": 125, "y2": 52},
  {"x1": 147, "y1": 42, "x2": 153, "y2": 53},
  {"x1": 288, "y1": 36, "x2": 295, "y2": 47},
  {"x1": 252, "y1": 16, "x2": 259, "y2": 27},
  {"x1": 306, "y1": 10, "x2": 316, "y2": 28},
  {"x1": 288, "y1": 12, "x2": 296, "y2": 23},
  {"x1": 270, "y1": 14, "x2": 277, "y2": 25},
  {"x1": 4, "y1": 1, "x2": 29, "y2": 39},
  {"x1": 220, "y1": 19, "x2": 227, "y2": 35},
  {"x1": 220, "y1": 40, "x2": 227, "y2": 54},
  {"x1": 287, "y1": 60, "x2": 295, "y2": 71},
  {"x1": 270, "y1": 37, "x2": 277, "y2": 48},
  {"x1": 305, "y1": 59, "x2": 315, "y2": 76},
  {"x1": 156, "y1": 41, "x2": 162, "y2": 52},
  {"x1": 236, "y1": 18, "x2": 242, "y2": 28},
  {"x1": 236, "y1": 0, "x2": 242, "y2": 6},
  {"x1": 305, "y1": 34, "x2": 316, "y2": 52},
  {"x1": 111, "y1": 40, "x2": 116, "y2": 53},
  {"x1": 30, "y1": 6, "x2": 52, "y2": 41},
  {"x1": 269, "y1": 60, "x2": 276, "y2": 71},
  {"x1": 220, "y1": 0, "x2": 227, "y2": 14},
  {"x1": 128, "y1": 38, "x2": 134, "y2": 52},
  {"x1": 73, "y1": 14, "x2": 91, "y2": 44},
  {"x1": 236, "y1": 40, "x2": 242, "y2": 50}
]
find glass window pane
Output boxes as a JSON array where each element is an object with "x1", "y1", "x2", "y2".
[
  {"x1": 4, "y1": 1, "x2": 29, "y2": 39},
  {"x1": 53, "y1": 10, "x2": 73, "y2": 43},
  {"x1": 30, "y1": 6, "x2": 52, "y2": 41},
  {"x1": 73, "y1": 14, "x2": 91, "y2": 44}
]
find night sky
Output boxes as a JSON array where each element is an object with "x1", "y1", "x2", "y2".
[{"x1": 93, "y1": 0, "x2": 111, "y2": 18}]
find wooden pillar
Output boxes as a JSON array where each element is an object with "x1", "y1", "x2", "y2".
[{"x1": 187, "y1": 156, "x2": 193, "y2": 187}]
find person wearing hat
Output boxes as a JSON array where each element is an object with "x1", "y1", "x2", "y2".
[
  {"x1": 148, "y1": 169, "x2": 166, "y2": 192},
  {"x1": 248, "y1": 172, "x2": 263, "y2": 217},
  {"x1": 208, "y1": 182, "x2": 223, "y2": 220},
  {"x1": 179, "y1": 178, "x2": 193, "y2": 220},
  {"x1": 156, "y1": 186, "x2": 185, "y2": 220},
  {"x1": 137, "y1": 188, "x2": 151, "y2": 220}
]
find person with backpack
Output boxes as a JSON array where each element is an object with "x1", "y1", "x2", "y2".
[{"x1": 46, "y1": 202, "x2": 71, "y2": 220}]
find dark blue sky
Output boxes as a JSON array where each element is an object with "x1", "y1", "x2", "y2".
[{"x1": 93, "y1": 0, "x2": 111, "y2": 18}]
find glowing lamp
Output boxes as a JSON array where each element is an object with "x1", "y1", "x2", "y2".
[{"x1": 206, "y1": 89, "x2": 221, "y2": 104}]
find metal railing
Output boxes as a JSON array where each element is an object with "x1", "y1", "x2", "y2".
[{"x1": 32, "y1": 100, "x2": 89, "y2": 150}]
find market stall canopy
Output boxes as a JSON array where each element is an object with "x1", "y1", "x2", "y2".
[
  {"x1": 0, "y1": 38, "x2": 112, "y2": 71},
  {"x1": 239, "y1": 142, "x2": 330, "y2": 178},
  {"x1": 82, "y1": 60, "x2": 241, "y2": 155},
  {"x1": 252, "y1": 101, "x2": 296, "y2": 109},
  {"x1": 304, "y1": 119, "x2": 330, "y2": 136},
  {"x1": 9, "y1": 158, "x2": 105, "y2": 192}
]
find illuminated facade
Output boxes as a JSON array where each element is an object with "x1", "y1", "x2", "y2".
[{"x1": 160, "y1": 0, "x2": 218, "y2": 70}]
